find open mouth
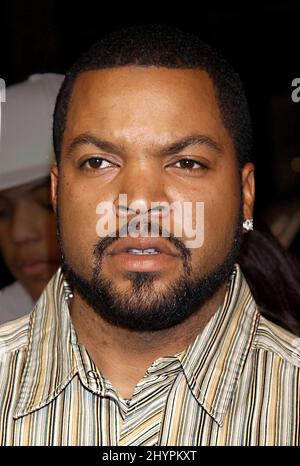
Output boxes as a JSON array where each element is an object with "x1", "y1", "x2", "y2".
[
  {"x1": 127, "y1": 248, "x2": 161, "y2": 255},
  {"x1": 105, "y1": 238, "x2": 180, "y2": 272}
]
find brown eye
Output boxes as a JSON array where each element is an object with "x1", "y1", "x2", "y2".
[
  {"x1": 81, "y1": 157, "x2": 112, "y2": 170},
  {"x1": 175, "y1": 159, "x2": 206, "y2": 170}
]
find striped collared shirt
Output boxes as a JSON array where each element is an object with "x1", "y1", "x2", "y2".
[{"x1": 0, "y1": 264, "x2": 299, "y2": 446}]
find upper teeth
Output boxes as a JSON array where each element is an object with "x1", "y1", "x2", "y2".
[{"x1": 127, "y1": 248, "x2": 160, "y2": 254}]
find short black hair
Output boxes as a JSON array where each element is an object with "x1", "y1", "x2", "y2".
[{"x1": 53, "y1": 24, "x2": 252, "y2": 168}]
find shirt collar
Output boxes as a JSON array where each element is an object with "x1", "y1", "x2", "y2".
[
  {"x1": 177, "y1": 264, "x2": 260, "y2": 425},
  {"x1": 14, "y1": 268, "x2": 79, "y2": 419},
  {"x1": 14, "y1": 264, "x2": 259, "y2": 422},
  {"x1": 14, "y1": 267, "x2": 123, "y2": 420}
]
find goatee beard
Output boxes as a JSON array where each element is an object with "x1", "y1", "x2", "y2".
[{"x1": 59, "y1": 214, "x2": 243, "y2": 332}]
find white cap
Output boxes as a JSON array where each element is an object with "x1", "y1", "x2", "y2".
[{"x1": 0, "y1": 73, "x2": 64, "y2": 190}]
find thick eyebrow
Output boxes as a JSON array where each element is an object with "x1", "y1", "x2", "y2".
[
  {"x1": 66, "y1": 132, "x2": 222, "y2": 160},
  {"x1": 160, "y1": 134, "x2": 223, "y2": 156},
  {"x1": 66, "y1": 134, "x2": 123, "y2": 157}
]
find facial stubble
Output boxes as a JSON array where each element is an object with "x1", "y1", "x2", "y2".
[{"x1": 57, "y1": 201, "x2": 243, "y2": 332}]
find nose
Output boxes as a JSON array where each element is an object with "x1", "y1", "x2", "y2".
[
  {"x1": 10, "y1": 205, "x2": 41, "y2": 244},
  {"x1": 114, "y1": 161, "x2": 169, "y2": 219}
]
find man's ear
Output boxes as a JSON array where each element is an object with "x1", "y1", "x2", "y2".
[
  {"x1": 241, "y1": 162, "x2": 255, "y2": 220},
  {"x1": 50, "y1": 164, "x2": 59, "y2": 214}
]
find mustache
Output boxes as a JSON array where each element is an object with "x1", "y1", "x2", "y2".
[{"x1": 93, "y1": 221, "x2": 191, "y2": 264}]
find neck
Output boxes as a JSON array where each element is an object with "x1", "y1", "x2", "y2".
[{"x1": 69, "y1": 281, "x2": 228, "y2": 399}]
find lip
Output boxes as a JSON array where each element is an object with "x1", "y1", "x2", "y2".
[
  {"x1": 19, "y1": 261, "x2": 55, "y2": 278},
  {"x1": 105, "y1": 238, "x2": 180, "y2": 272},
  {"x1": 106, "y1": 237, "x2": 179, "y2": 256}
]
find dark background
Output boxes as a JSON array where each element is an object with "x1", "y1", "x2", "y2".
[{"x1": 1, "y1": 0, "x2": 300, "y2": 286}]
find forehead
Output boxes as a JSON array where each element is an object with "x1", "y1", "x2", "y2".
[{"x1": 64, "y1": 66, "x2": 230, "y2": 149}]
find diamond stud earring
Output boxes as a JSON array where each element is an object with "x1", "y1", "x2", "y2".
[{"x1": 243, "y1": 218, "x2": 254, "y2": 231}]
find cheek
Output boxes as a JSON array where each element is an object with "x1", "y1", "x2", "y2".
[
  {"x1": 188, "y1": 200, "x2": 240, "y2": 275},
  {"x1": 203, "y1": 161, "x2": 241, "y2": 239},
  {"x1": 185, "y1": 181, "x2": 241, "y2": 267},
  {"x1": 204, "y1": 197, "x2": 239, "y2": 251},
  {"x1": 28, "y1": 206, "x2": 60, "y2": 255},
  {"x1": 0, "y1": 226, "x2": 15, "y2": 263},
  {"x1": 173, "y1": 176, "x2": 240, "y2": 233},
  {"x1": 58, "y1": 184, "x2": 104, "y2": 272},
  {"x1": 0, "y1": 245, "x2": 19, "y2": 280}
]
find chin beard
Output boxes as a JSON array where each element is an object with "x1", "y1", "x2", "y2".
[{"x1": 60, "y1": 214, "x2": 243, "y2": 332}]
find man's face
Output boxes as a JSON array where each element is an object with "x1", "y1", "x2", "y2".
[
  {"x1": 0, "y1": 178, "x2": 60, "y2": 299},
  {"x1": 52, "y1": 67, "x2": 254, "y2": 330}
]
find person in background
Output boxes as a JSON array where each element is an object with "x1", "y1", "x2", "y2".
[
  {"x1": 0, "y1": 74, "x2": 64, "y2": 324},
  {"x1": 239, "y1": 222, "x2": 300, "y2": 336},
  {"x1": 0, "y1": 26, "x2": 299, "y2": 446}
]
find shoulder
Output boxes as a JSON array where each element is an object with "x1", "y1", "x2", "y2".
[
  {"x1": 0, "y1": 313, "x2": 31, "y2": 359},
  {"x1": 253, "y1": 313, "x2": 300, "y2": 368}
]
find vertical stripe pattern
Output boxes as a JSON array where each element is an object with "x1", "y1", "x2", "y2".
[{"x1": 0, "y1": 264, "x2": 299, "y2": 445}]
